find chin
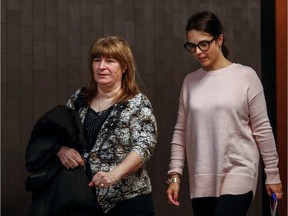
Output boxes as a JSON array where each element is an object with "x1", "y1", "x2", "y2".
[{"x1": 200, "y1": 61, "x2": 210, "y2": 68}]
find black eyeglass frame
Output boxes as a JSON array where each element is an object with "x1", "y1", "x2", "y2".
[{"x1": 183, "y1": 37, "x2": 218, "y2": 53}]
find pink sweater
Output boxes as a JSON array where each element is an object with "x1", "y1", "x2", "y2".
[{"x1": 168, "y1": 63, "x2": 281, "y2": 198}]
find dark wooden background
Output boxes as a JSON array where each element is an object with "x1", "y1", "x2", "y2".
[{"x1": 1, "y1": 0, "x2": 286, "y2": 215}]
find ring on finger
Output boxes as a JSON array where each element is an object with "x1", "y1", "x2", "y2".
[{"x1": 100, "y1": 183, "x2": 105, "y2": 187}]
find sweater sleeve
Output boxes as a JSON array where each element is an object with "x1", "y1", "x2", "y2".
[
  {"x1": 168, "y1": 83, "x2": 187, "y2": 175},
  {"x1": 130, "y1": 95, "x2": 157, "y2": 165},
  {"x1": 247, "y1": 71, "x2": 281, "y2": 184}
]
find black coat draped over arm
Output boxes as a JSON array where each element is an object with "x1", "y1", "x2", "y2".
[{"x1": 25, "y1": 105, "x2": 100, "y2": 216}]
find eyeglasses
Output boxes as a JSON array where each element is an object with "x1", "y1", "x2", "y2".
[{"x1": 184, "y1": 37, "x2": 217, "y2": 53}]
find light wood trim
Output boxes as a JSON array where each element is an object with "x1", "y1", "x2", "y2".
[{"x1": 276, "y1": 0, "x2": 287, "y2": 215}]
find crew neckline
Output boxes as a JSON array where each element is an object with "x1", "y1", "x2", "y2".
[{"x1": 201, "y1": 63, "x2": 236, "y2": 75}]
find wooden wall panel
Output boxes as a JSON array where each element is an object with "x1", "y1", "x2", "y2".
[
  {"x1": 2, "y1": 0, "x2": 279, "y2": 215},
  {"x1": 276, "y1": 0, "x2": 287, "y2": 215}
]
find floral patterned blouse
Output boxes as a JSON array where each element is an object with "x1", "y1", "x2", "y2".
[{"x1": 66, "y1": 88, "x2": 157, "y2": 213}]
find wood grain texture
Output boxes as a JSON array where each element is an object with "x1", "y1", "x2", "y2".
[{"x1": 276, "y1": 0, "x2": 287, "y2": 215}]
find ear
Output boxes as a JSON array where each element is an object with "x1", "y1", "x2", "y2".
[
  {"x1": 122, "y1": 65, "x2": 127, "y2": 73},
  {"x1": 217, "y1": 34, "x2": 224, "y2": 46}
]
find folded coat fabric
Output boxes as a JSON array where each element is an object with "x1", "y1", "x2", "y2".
[{"x1": 25, "y1": 105, "x2": 100, "y2": 216}]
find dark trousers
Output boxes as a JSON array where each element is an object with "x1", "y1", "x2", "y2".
[
  {"x1": 191, "y1": 191, "x2": 253, "y2": 216},
  {"x1": 98, "y1": 193, "x2": 154, "y2": 216}
]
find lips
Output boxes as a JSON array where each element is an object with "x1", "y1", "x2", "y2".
[
  {"x1": 98, "y1": 73, "x2": 109, "y2": 77},
  {"x1": 198, "y1": 57, "x2": 207, "y2": 62}
]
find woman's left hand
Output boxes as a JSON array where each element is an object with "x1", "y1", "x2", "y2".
[
  {"x1": 266, "y1": 183, "x2": 283, "y2": 200},
  {"x1": 88, "y1": 151, "x2": 143, "y2": 188},
  {"x1": 88, "y1": 171, "x2": 119, "y2": 188}
]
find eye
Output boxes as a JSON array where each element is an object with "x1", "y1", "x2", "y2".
[
  {"x1": 198, "y1": 41, "x2": 209, "y2": 49},
  {"x1": 107, "y1": 58, "x2": 116, "y2": 63},
  {"x1": 187, "y1": 43, "x2": 196, "y2": 48},
  {"x1": 184, "y1": 42, "x2": 196, "y2": 49},
  {"x1": 93, "y1": 57, "x2": 101, "y2": 62}
]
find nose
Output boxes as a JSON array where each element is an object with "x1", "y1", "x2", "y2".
[
  {"x1": 99, "y1": 59, "x2": 107, "y2": 69},
  {"x1": 194, "y1": 46, "x2": 202, "y2": 54}
]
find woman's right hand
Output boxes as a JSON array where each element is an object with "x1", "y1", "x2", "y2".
[{"x1": 57, "y1": 146, "x2": 84, "y2": 169}]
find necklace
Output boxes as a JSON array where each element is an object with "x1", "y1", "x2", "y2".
[
  {"x1": 98, "y1": 96, "x2": 113, "y2": 112},
  {"x1": 98, "y1": 92, "x2": 121, "y2": 112},
  {"x1": 94, "y1": 89, "x2": 121, "y2": 112}
]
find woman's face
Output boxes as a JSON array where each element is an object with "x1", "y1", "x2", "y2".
[
  {"x1": 186, "y1": 30, "x2": 223, "y2": 71},
  {"x1": 92, "y1": 56, "x2": 124, "y2": 89}
]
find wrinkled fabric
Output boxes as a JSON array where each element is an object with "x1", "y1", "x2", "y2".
[{"x1": 25, "y1": 105, "x2": 100, "y2": 216}]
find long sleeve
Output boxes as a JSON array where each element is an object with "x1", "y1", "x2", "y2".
[
  {"x1": 247, "y1": 75, "x2": 281, "y2": 184},
  {"x1": 168, "y1": 87, "x2": 187, "y2": 175}
]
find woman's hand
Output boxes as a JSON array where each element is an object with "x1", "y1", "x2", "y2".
[
  {"x1": 88, "y1": 170, "x2": 120, "y2": 188},
  {"x1": 167, "y1": 174, "x2": 181, "y2": 206},
  {"x1": 167, "y1": 182, "x2": 180, "y2": 206},
  {"x1": 57, "y1": 146, "x2": 84, "y2": 169},
  {"x1": 266, "y1": 183, "x2": 283, "y2": 200},
  {"x1": 88, "y1": 150, "x2": 143, "y2": 188}
]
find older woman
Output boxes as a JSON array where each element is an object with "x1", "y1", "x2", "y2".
[{"x1": 59, "y1": 36, "x2": 157, "y2": 216}]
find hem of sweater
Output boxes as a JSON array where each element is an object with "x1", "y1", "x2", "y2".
[{"x1": 190, "y1": 173, "x2": 257, "y2": 199}]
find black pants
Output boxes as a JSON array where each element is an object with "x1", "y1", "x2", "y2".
[
  {"x1": 191, "y1": 191, "x2": 253, "y2": 216},
  {"x1": 98, "y1": 193, "x2": 154, "y2": 216}
]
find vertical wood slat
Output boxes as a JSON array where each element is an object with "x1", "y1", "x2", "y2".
[
  {"x1": 276, "y1": 0, "x2": 287, "y2": 215},
  {"x1": 20, "y1": 0, "x2": 32, "y2": 26},
  {"x1": 7, "y1": 100, "x2": 22, "y2": 215},
  {"x1": 1, "y1": 113, "x2": 9, "y2": 216},
  {"x1": 1, "y1": 2, "x2": 8, "y2": 216},
  {"x1": 6, "y1": 6, "x2": 22, "y2": 216}
]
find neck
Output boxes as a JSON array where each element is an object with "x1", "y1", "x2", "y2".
[
  {"x1": 92, "y1": 85, "x2": 122, "y2": 112},
  {"x1": 204, "y1": 56, "x2": 232, "y2": 71},
  {"x1": 97, "y1": 84, "x2": 122, "y2": 99}
]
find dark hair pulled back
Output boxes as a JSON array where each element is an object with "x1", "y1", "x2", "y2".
[{"x1": 186, "y1": 11, "x2": 229, "y2": 58}]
